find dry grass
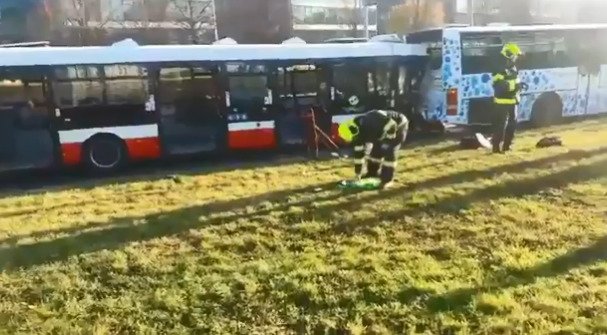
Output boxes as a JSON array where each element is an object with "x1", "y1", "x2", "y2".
[{"x1": 1, "y1": 119, "x2": 607, "y2": 334}]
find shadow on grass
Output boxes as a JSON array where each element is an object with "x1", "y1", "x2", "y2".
[
  {"x1": 0, "y1": 150, "x2": 338, "y2": 200},
  {"x1": 421, "y1": 235, "x2": 607, "y2": 314},
  {"x1": 327, "y1": 152, "x2": 607, "y2": 236},
  {"x1": 0, "y1": 147, "x2": 606, "y2": 272},
  {"x1": 0, "y1": 181, "x2": 363, "y2": 269},
  {"x1": 0, "y1": 131, "x2": 448, "y2": 200}
]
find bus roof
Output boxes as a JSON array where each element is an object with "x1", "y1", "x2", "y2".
[
  {"x1": 410, "y1": 23, "x2": 607, "y2": 36},
  {"x1": 0, "y1": 41, "x2": 427, "y2": 67},
  {"x1": 447, "y1": 23, "x2": 607, "y2": 34}
]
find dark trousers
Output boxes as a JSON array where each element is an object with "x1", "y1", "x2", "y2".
[
  {"x1": 365, "y1": 127, "x2": 408, "y2": 183},
  {"x1": 492, "y1": 103, "x2": 517, "y2": 152}
]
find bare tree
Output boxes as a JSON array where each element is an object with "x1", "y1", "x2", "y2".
[
  {"x1": 388, "y1": 0, "x2": 444, "y2": 34},
  {"x1": 170, "y1": 0, "x2": 215, "y2": 44},
  {"x1": 61, "y1": 0, "x2": 117, "y2": 45},
  {"x1": 114, "y1": 0, "x2": 171, "y2": 44},
  {"x1": 342, "y1": 0, "x2": 362, "y2": 37}
]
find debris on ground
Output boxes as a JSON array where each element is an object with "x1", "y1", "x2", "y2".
[{"x1": 536, "y1": 136, "x2": 563, "y2": 148}]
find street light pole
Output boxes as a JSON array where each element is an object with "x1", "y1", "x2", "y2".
[
  {"x1": 210, "y1": 0, "x2": 219, "y2": 41},
  {"x1": 364, "y1": 3, "x2": 369, "y2": 38},
  {"x1": 468, "y1": 0, "x2": 475, "y2": 25}
]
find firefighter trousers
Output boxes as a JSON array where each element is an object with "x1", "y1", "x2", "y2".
[
  {"x1": 492, "y1": 103, "x2": 517, "y2": 152},
  {"x1": 364, "y1": 127, "x2": 408, "y2": 184}
]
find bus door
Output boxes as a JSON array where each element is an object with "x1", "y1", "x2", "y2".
[
  {"x1": 0, "y1": 68, "x2": 55, "y2": 172},
  {"x1": 369, "y1": 58, "x2": 395, "y2": 111},
  {"x1": 328, "y1": 59, "x2": 373, "y2": 144},
  {"x1": 224, "y1": 62, "x2": 276, "y2": 150},
  {"x1": 275, "y1": 64, "x2": 320, "y2": 147},
  {"x1": 393, "y1": 62, "x2": 424, "y2": 128},
  {"x1": 156, "y1": 66, "x2": 225, "y2": 155}
]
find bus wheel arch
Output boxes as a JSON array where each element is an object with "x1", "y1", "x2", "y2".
[
  {"x1": 530, "y1": 92, "x2": 563, "y2": 127},
  {"x1": 82, "y1": 133, "x2": 128, "y2": 174}
]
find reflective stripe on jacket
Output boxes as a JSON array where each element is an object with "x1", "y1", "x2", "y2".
[{"x1": 493, "y1": 66, "x2": 520, "y2": 105}]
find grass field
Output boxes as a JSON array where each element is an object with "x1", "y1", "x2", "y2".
[{"x1": 0, "y1": 119, "x2": 606, "y2": 334}]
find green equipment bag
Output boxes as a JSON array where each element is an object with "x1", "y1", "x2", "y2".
[{"x1": 338, "y1": 178, "x2": 382, "y2": 190}]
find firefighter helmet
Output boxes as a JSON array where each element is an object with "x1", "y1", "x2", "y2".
[{"x1": 501, "y1": 42, "x2": 522, "y2": 61}]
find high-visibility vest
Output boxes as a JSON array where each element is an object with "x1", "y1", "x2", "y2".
[{"x1": 493, "y1": 67, "x2": 520, "y2": 105}]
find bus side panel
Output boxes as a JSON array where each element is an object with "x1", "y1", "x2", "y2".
[
  {"x1": 465, "y1": 68, "x2": 579, "y2": 124},
  {"x1": 227, "y1": 121, "x2": 276, "y2": 150},
  {"x1": 58, "y1": 124, "x2": 161, "y2": 166},
  {"x1": 519, "y1": 68, "x2": 578, "y2": 120}
]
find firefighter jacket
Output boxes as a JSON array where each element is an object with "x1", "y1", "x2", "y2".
[
  {"x1": 351, "y1": 110, "x2": 408, "y2": 176},
  {"x1": 493, "y1": 64, "x2": 521, "y2": 105}
]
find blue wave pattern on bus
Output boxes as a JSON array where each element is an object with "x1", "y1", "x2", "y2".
[{"x1": 432, "y1": 29, "x2": 607, "y2": 124}]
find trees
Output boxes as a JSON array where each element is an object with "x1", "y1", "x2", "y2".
[
  {"x1": 61, "y1": 0, "x2": 114, "y2": 45},
  {"x1": 387, "y1": 0, "x2": 444, "y2": 34},
  {"x1": 340, "y1": 0, "x2": 362, "y2": 37},
  {"x1": 169, "y1": 0, "x2": 215, "y2": 44}
]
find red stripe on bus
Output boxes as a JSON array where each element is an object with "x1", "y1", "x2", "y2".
[
  {"x1": 228, "y1": 129, "x2": 276, "y2": 150},
  {"x1": 61, "y1": 143, "x2": 83, "y2": 166},
  {"x1": 125, "y1": 137, "x2": 162, "y2": 161}
]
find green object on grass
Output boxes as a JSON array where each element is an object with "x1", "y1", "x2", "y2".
[{"x1": 338, "y1": 178, "x2": 382, "y2": 190}]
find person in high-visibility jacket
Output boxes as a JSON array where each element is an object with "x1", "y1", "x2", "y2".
[
  {"x1": 337, "y1": 110, "x2": 409, "y2": 189},
  {"x1": 491, "y1": 42, "x2": 524, "y2": 153}
]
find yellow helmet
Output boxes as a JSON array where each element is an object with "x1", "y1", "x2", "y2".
[
  {"x1": 501, "y1": 42, "x2": 522, "y2": 61},
  {"x1": 337, "y1": 119, "x2": 359, "y2": 143}
]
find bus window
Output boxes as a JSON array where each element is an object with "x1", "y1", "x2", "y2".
[
  {"x1": 52, "y1": 64, "x2": 153, "y2": 128},
  {"x1": 0, "y1": 74, "x2": 48, "y2": 129},
  {"x1": 398, "y1": 66, "x2": 407, "y2": 95},
  {"x1": 461, "y1": 33, "x2": 503, "y2": 74},
  {"x1": 503, "y1": 31, "x2": 572, "y2": 70},
  {"x1": 0, "y1": 68, "x2": 54, "y2": 171},
  {"x1": 406, "y1": 29, "x2": 443, "y2": 70},
  {"x1": 158, "y1": 67, "x2": 220, "y2": 122},
  {"x1": 278, "y1": 65, "x2": 317, "y2": 96},
  {"x1": 292, "y1": 70, "x2": 317, "y2": 98},
  {"x1": 427, "y1": 42, "x2": 443, "y2": 71},
  {"x1": 229, "y1": 77, "x2": 267, "y2": 106},
  {"x1": 564, "y1": 29, "x2": 606, "y2": 73},
  {"x1": 332, "y1": 62, "x2": 371, "y2": 112},
  {"x1": 375, "y1": 61, "x2": 392, "y2": 97},
  {"x1": 158, "y1": 66, "x2": 223, "y2": 155},
  {"x1": 226, "y1": 63, "x2": 269, "y2": 119},
  {"x1": 104, "y1": 65, "x2": 148, "y2": 105},
  {"x1": 53, "y1": 66, "x2": 103, "y2": 107}
]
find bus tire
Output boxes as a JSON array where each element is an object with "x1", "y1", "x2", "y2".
[
  {"x1": 530, "y1": 93, "x2": 563, "y2": 127},
  {"x1": 82, "y1": 134, "x2": 128, "y2": 174}
]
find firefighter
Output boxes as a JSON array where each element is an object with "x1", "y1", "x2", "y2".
[
  {"x1": 491, "y1": 42, "x2": 524, "y2": 153},
  {"x1": 337, "y1": 110, "x2": 409, "y2": 189}
]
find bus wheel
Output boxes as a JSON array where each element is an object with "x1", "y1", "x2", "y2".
[
  {"x1": 531, "y1": 93, "x2": 563, "y2": 127},
  {"x1": 83, "y1": 134, "x2": 127, "y2": 174}
]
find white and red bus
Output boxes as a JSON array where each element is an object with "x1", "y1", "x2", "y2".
[{"x1": 0, "y1": 40, "x2": 426, "y2": 174}]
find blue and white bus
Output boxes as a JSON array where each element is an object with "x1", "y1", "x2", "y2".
[{"x1": 407, "y1": 24, "x2": 607, "y2": 127}]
